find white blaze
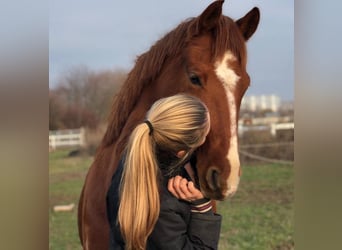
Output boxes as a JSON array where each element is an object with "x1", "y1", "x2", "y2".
[{"x1": 214, "y1": 51, "x2": 241, "y2": 197}]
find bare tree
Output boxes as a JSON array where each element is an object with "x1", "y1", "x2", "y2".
[{"x1": 49, "y1": 66, "x2": 127, "y2": 130}]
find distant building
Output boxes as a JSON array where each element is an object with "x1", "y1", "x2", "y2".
[
  {"x1": 279, "y1": 100, "x2": 294, "y2": 112},
  {"x1": 241, "y1": 94, "x2": 281, "y2": 112}
]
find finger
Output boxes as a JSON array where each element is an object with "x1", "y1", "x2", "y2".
[
  {"x1": 168, "y1": 178, "x2": 179, "y2": 199},
  {"x1": 187, "y1": 181, "x2": 204, "y2": 200},
  {"x1": 173, "y1": 176, "x2": 187, "y2": 199},
  {"x1": 187, "y1": 181, "x2": 197, "y2": 193},
  {"x1": 179, "y1": 178, "x2": 193, "y2": 199}
]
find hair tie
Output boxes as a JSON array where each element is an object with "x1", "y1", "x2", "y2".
[{"x1": 144, "y1": 120, "x2": 154, "y2": 135}]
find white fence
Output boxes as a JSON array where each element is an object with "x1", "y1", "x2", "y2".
[
  {"x1": 238, "y1": 122, "x2": 294, "y2": 137},
  {"x1": 270, "y1": 122, "x2": 294, "y2": 136},
  {"x1": 49, "y1": 127, "x2": 86, "y2": 150}
]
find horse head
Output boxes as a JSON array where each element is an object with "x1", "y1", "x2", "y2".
[
  {"x1": 185, "y1": 1, "x2": 260, "y2": 200},
  {"x1": 105, "y1": 0, "x2": 260, "y2": 200}
]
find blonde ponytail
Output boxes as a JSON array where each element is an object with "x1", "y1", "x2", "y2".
[{"x1": 118, "y1": 123, "x2": 160, "y2": 250}]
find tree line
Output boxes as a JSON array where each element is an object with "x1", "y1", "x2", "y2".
[{"x1": 49, "y1": 66, "x2": 127, "y2": 131}]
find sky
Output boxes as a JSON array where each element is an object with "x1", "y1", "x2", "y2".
[{"x1": 49, "y1": 0, "x2": 294, "y2": 101}]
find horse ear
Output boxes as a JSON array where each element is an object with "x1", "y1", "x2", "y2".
[
  {"x1": 198, "y1": 0, "x2": 224, "y2": 31},
  {"x1": 236, "y1": 7, "x2": 260, "y2": 41}
]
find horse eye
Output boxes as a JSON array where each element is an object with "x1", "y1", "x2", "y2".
[{"x1": 189, "y1": 74, "x2": 202, "y2": 86}]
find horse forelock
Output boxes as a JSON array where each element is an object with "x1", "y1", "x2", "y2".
[{"x1": 214, "y1": 17, "x2": 247, "y2": 64}]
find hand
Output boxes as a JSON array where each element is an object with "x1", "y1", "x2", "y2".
[{"x1": 168, "y1": 175, "x2": 204, "y2": 202}]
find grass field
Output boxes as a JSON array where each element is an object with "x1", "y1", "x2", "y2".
[{"x1": 49, "y1": 150, "x2": 294, "y2": 250}]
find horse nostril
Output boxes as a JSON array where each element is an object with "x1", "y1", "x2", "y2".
[
  {"x1": 207, "y1": 168, "x2": 220, "y2": 191},
  {"x1": 212, "y1": 170, "x2": 219, "y2": 189}
]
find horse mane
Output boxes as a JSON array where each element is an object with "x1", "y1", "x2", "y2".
[{"x1": 102, "y1": 15, "x2": 246, "y2": 147}]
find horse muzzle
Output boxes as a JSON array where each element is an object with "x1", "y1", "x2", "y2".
[{"x1": 202, "y1": 166, "x2": 240, "y2": 200}]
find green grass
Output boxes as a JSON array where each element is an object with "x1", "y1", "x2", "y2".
[
  {"x1": 49, "y1": 150, "x2": 93, "y2": 250},
  {"x1": 49, "y1": 150, "x2": 294, "y2": 250},
  {"x1": 217, "y1": 164, "x2": 294, "y2": 250}
]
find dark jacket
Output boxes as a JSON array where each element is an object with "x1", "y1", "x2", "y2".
[{"x1": 106, "y1": 158, "x2": 222, "y2": 249}]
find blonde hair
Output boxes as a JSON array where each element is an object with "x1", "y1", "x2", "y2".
[{"x1": 118, "y1": 94, "x2": 210, "y2": 250}]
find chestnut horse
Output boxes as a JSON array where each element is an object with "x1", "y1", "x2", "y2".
[{"x1": 78, "y1": 1, "x2": 260, "y2": 249}]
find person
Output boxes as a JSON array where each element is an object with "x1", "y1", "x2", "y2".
[{"x1": 106, "y1": 94, "x2": 222, "y2": 250}]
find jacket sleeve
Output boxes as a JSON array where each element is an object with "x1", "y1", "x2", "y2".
[{"x1": 149, "y1": 197, "x2": 222, "y2": 250}]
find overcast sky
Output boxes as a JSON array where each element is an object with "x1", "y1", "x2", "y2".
[{"x1": 49, "y1": 0, "x2": 293, "y2": 100}]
